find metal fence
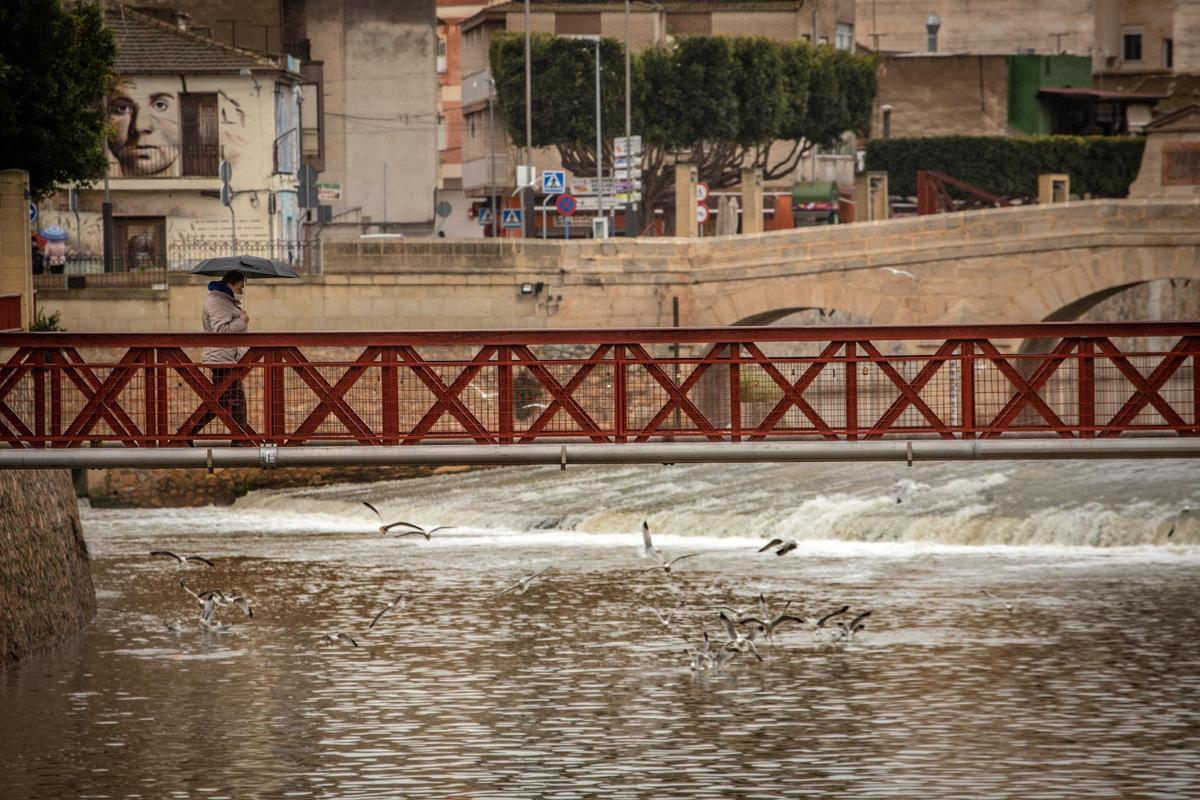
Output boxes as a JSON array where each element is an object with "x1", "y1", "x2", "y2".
[
  {"x1": 107, "y1": 143, "x2": 221, "y2": 179},
  {"x1": 0, "y1": 323, "x2": 1196, "y2": 448},
  {"x1": 32, "y1": 240, "x2": 319, "y2": 290}
]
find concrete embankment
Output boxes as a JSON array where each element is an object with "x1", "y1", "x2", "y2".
[{"x1": 0, "y1": 470, "x2": 95, "y2": 666}]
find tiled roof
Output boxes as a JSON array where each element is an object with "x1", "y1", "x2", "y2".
[
  {"x1": 479, "y1": 1, "x2": 801, "y2": 13},
  {"x1": 106, "y1": 4, "x2": 285, "y2": 74}
]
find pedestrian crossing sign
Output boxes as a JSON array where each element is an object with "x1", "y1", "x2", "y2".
[
  {"x1": 501, "y1": 209, "x2": 523, "y2": 229},
  {"x1": 477, "y1": 207, "x2": 493, "y2": 225},
  {"x1": 541, "y1": 170, "x2": 566, "y2": 195}
]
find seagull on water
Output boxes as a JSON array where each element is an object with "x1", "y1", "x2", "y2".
[
  {"x1": 880, "y1": 267, "x2": 917, "y2": 280},
  {"x1": 981, "y1": 589, "x2": 1024, "y2": 613},
  {"x1": 718, "y1": 613, "x2": 764, "y2": 662},
  {"x1": 683, "y1": 629, "x2": 716, "y2": 671},
  {"x1": 322, "y1": 632, "x2": 359, "y2": 647},
  {"x1": 150, "y1": 550, "x2": 214, "y2": 568},
  {"x1": 758, "y1": 538, "x2": 798, "y2": 556},
  {"x1": 637, "y1": 522, "x2": 701, "y2": 576},
  {"x1": 496, "y1": 567, "x2": 552, "y2": 596},
  {"x1": 369, "y1": 594, "x2": 407, "y2": 629},
  {"x1": 738, "y1": 605, "x2": 807, "y2": 644},
  {"x1": 1167, "y1": 505, "x2": 1191, "y2": 538}
]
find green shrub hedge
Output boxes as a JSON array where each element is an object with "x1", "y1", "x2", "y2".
[{"x1": 864, "y1": 136, "x2": 1146, "y2": 199}]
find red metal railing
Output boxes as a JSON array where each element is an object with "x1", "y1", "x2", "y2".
[
  {"x1": 917, "y1": 170, "x2": 1011, "y2": 215},
  {"x1": 0, "y1": 323, "x2": 1197, "y2": 448}
]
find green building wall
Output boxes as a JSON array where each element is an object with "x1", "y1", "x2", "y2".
[{"x1": 1007, "y1": 55, "x2": 1093, "y2": 135}]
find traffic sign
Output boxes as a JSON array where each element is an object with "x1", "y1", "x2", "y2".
[
  {"x1": 477, "y1": 207, "x2": 493, "y2": 225},
  {"x1": 696, "y1": 182, "x2": 710, "y2": 203},
  {"x1": 28, "y1": 203, "x2": 37, "y2": 223},
  {"x1": 541, "y1": 170, "x2": 566, "y2": 195},
  {"x1": 555, "y1": 193, "x2": 577, "y2": 216},
  {"x1": 614, "y1": 135, "x2": 642, "y2": 158},
  {"x1": 435, "y1": 200, "x2": 452, "y2": 218},
  {"x1": 696, "y1": 204, "x2": 710, "y2": 224},
  {"x1": 501, "y1": 209, "x2": 523, "y2": 229}
]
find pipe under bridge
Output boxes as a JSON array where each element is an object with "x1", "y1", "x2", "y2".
[{"x1": 1, "y1": 322, "x2": 1197, "y2": 468}]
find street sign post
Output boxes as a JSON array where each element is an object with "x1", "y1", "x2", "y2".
[
  {"x1": 501, "y1": 209, "x2": 523, "y2": 230},
  {"x1": 477, "y1": 207, "x2": 494, "y2": 226},
  {"x1": 696, "y1": 204, "x2": 710, "y2": 224},
  {"x1": 555, "y1": 194, "x2": 577, "y2": 216},
  {"x1": 695, "y1": 182, "x2": 710, "y2": 203},
  {"x1": 541, "y1": 171, "x2": 565, "y2": 195}
]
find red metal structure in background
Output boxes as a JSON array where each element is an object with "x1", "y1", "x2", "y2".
[
  {"x1": 0, "y1": 323, "x2": 1196, "y2": 448},
  {"x1": 917, "y1": 170, "x2": 1012, "y2": 215}
]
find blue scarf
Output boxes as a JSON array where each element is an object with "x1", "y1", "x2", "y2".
[{"x1": 208, "y1": 280, "x2": 235, "y2": 299}]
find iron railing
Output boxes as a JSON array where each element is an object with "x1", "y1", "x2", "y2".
[{"x1": 0, "y1": 323, "x2": 1196, "y2": 448}]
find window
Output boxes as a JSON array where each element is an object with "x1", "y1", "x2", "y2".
[
  {"x1": 437, "y1": 37, "x2": 448, "y2": 74},
  {"x1": 1164, "y1": 38, "x2": 1174, "y2": 69},
  {"x1": 665, "y1": 13, "x2": 712, "y2": 35},
  {"x1": 1123, "y1": 29, "x2": 1143, "y2": 62},
  {"x1": 300, "y1": 61, "x2": 324, "y2": 171},
  {"x1": 113, "y1": 217, "x2": 166, "y2": 271},
  {"x1": 179, "y1": 93, "x2": 219, "y2": 176},
  {"x1": 437, "y1": 114, "x2": 448, "y2": 152},
  {"x1": 835, "y1": 23, "x2": 854, "y2": 51}
]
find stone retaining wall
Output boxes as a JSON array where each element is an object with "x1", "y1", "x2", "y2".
[{"x1": 0, "y1": 470, "x2": 95, "y2": 666}]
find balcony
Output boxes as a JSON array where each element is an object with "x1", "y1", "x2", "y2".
[
  {"x1": 107, "y1": 143, "x2": 220, "y2": 179},
  {"x1": 461, "y1": 70, "x2": 493, "y2": 110}
]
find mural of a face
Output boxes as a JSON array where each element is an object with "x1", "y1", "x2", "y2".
[{"x1": 107, "y1": 80, "x2": 181, "y2": 176}]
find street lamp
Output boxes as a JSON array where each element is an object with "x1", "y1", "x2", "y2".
[
  {"x1": 925, "y1": 12, "x2": 941, "y2": 53},
  {"x1": 623, "y1": 0, "x2": 635, "y2": 237},
  {"x1": 522, "y1": 0, "x2": 534, "y2": 236}
]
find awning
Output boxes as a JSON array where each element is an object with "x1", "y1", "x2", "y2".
[
  {"x1": 792, "y1": 181, "x2": 839, "y2": 204},
  {"x1": 1037, "y1": 87, "x2": 1167, "y2": 102}
]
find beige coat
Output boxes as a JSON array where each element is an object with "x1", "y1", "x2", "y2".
[{"x1": 201, "y1": 288, "x2": 248, "y2": 364}]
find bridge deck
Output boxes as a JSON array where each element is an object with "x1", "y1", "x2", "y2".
[{"x1": 1, "y1": 322, "x2": 1197, "y2": 449}]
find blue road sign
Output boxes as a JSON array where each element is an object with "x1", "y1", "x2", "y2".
[
  {"x1": 555, "y1": 193, "x2": 577, "y2": 217},
  {"x1": 477, "y1": 207, "x2": 493, "y2": 225},
  {"x1": 29, "y1": 203, "x2": 37, "y2": 223},
  {"x1": 501, "y1": 209, "x2": 523, "y2": 229},
  {"x1": 541, "y1": 170, "x2": 566, "y2": 195}
]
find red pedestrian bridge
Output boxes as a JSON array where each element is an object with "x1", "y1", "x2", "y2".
[{"x1": 0, "y1": 323, "x2": 1197, "y2": 468}]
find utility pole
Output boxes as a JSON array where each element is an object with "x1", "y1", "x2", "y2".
[{"x1": 488, "y1": 80, "x2": 498, "y2": 238}]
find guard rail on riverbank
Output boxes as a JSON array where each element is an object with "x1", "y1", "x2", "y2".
[{"x1": 0, "y1": 323, "x2": 1196, "y2": 454}]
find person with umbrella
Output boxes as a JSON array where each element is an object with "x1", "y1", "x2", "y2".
[
  {"x1": 186, "y1": 257, "x2": 299, "y2": 444},
  {"x1": 188, "y1": 269, "x2": 249, "y2": 442},
  {"x1": 41, "y1": 226, "x2": 69, "y2": 274}
]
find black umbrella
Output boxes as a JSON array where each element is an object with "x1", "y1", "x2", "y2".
[{"x1": 191, "y1": 255, "x2": 300, "y2": 278}]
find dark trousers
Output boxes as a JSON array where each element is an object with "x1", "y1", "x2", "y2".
[{"x1": 190, "y1": 367, "x2": 248, "y2": 438}]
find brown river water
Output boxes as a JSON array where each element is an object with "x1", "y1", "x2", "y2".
[{"x1": 3, "y1": 459, "x2": 1200, "y2": 799}]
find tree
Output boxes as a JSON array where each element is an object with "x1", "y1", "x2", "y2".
[
  {"x1": 0, "y1": 1, "x2": 116, "y2": 199},
  {"x1": 489, "y1": 33, "x2": 876, "y2": 222}
]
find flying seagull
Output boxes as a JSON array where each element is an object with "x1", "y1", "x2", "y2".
[
  {"x1": 369, "y1": 594, "x2": 407, "y2": 629},
  {"x1": 718, "y1": 613, "x2": 763, "y2": 662},
  {"x1": 1167, "y1": 505, "x2": 1191, "y2": 538},
  {"x1": 321, "y1": 632, "x2": 359, "y2": 647},
  {"x1": 361, "y1": 501, "x2": 442, "y2": 536},
  {"x1": 758, "y1": 538, "x2": 798, "y2": 556},
  {"x1": 150, "y1": 550, "x2": 214, "y2": 568},
  {"x1": 497, "y1": 567, "x2": 552, "y2": 596},
  {"x1": 981, "y1": 589, "x2": 1024, "y2": 613},
  {"x1": 894, "y1": 479, "x2": 918, "y2": 505},
  {"x1": 637, "y1": 522, "x2": 701, "y2": 576},
  {"x1": 880, "y1": 267, "x2": 917, "y2": 280},
  {"x1": 643, "y1": 602, "x2": 684, "y2": 630},
  {"x1": 390, "y1": 522, "x2": 455, "y2": 541},
  {"x1": 835, "y1": 610, "x2": 872, "y2": 641}
]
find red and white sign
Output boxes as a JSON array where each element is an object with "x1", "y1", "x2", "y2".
[
  {"x1": 695, "y1": 182, "x2": 710, "y2": 203},
  {"x1": 696, "y1": 204, "x2": 710, "y2": 224}
]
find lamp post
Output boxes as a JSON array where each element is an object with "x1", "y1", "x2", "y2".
[
  {"x1": 488, "y1": 76, "x2": 498, "y2": 238},
  {"x1": 595, "y1": 36, "x2": 605, "y2": 235},
  {"x1": 925, "y1": 12, "x2": 941, "y2": 53},
  {"x1": 623, "y1": 0, "x2": 635, "y2": 237},
  {"x1": 522, "y1": 0, "x2": 534, "y2": 236}
]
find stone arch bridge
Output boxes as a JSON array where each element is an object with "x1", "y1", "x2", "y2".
[{"x1": 44, "y1": 200, "x2": 1199, "y2": 340}]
